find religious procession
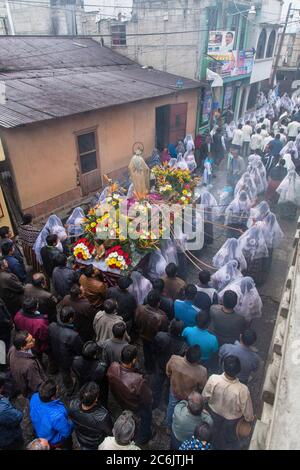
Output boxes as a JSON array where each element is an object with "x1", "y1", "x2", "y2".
[{"x1": 1, "y1": 83, "x2": 300, "y2": 452}]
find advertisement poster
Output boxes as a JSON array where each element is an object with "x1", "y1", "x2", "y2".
[
  {"x1": 202, "y1": 89, "x2": 212, "y2": 122},
  {"x1": 224, "y1": 85, "x2": 233, "y2": 109},
  {"x1": 208, "y1": 49, "x2": 254, "y2": 78},
  {"x1": 208, "y1": 30, "x2": 236, "y2": 53}
]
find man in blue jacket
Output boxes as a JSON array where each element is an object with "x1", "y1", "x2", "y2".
[
  {"x1": 1, "y1": 241, "x2": 27, "y2": 283},
  {"x1": 30, "y1": 379, "x2": 74, "y2": 449},
  {"x1": 0, "y1": 373, "x2": 23, "y2": 450},
  {"x1": 174, "y1": 284, "x2": 200, "y2": 328}
]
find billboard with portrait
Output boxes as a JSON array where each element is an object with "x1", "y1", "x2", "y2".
[{"x1": 208, "y1": 30, "x2": 236, "y2": 53}]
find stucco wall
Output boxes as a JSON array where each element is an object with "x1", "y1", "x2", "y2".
[{"x1": 1, "y1": 89, "x2": 198, "y2": 214}]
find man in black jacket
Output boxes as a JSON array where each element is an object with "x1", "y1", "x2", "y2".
[
  {"x1": 48, "y1": 306, "x2": 83, "y2": 394},
  {"x1": 152, "y1": 319, "x2": 187, "y2": 408},
  {"x1": 68, "y1": 382, "x2": 112, "y2": 450},
  {"x1": 72, "y1": 341, "x2": 108, "y2": 406},
  {"x1": 106, "y1": 276, "x2": 137, "y2": 333},
  {"x1": 52, "y1": 254, "x2": 78, "y2": 301},
  {"x1": 40, "y1": 234, "x2": 60, "y2": 279}
]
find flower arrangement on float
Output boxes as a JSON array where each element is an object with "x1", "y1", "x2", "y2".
[
  {"x1": 152, "y1": 166, "x2": 199, "y2": 203},
  {"x1": 105, "y1": 245, "x2": 132, "y2": 271},
  {"x1": 73, "y1": 238, "x2": 95, "y2": 261}
]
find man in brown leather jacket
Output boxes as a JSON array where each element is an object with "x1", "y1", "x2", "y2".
[
  {"x1": 107, "y1": 345, "x2": 153, "y2": 446},
  {"x1": 135, "y1": 290, "x2": 169, "y2": 373}
]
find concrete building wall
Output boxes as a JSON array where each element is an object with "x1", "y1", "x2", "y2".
[
  {"x1": 1, "y1": 89, "x2": 198, "y2": 216},
  {"x1": 94, "y1": 0, "x2": 209, "y2": 80}
]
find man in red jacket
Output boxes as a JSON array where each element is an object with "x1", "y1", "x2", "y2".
[{"x1": 14, "y1": 297, "x2": 49, "y2": 357}]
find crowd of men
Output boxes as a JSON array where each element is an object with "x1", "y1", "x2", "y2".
[{"x1": 0, "y1": 89, "x2": 299, "y2": 452}]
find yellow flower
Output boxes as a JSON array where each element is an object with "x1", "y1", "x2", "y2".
[
  {"x1": 90, "y1": 222, "x2": 97, "y2": 228},
  {"x1": 182, "y1": 189, "x2": 188, "y2": 195}
]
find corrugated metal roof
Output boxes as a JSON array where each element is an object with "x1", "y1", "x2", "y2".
[{"x1": 0, "y1": 37, "x2": 204, "y2": 129}]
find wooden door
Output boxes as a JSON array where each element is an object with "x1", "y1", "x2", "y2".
[
  {"x1": 168, "y1": 103, "x2": 187, "y2": 145},
  {"x1": 76, "y1": 129, "x2": 102, "y2": 196}
]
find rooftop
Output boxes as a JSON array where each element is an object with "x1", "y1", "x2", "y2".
[{"x1": 0, "y1": 36, "x2": 203, "y2": 128}]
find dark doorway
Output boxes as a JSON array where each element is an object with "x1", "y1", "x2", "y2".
[
  {"x1": 155, "y1": 103, "x2": 187, "y2": 151},
  {"x1": 155, "y1": 105, "x2": 170, "y2": 151}
]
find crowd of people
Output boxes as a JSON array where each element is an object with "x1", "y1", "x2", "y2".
[{"x1": 0, "y1": 89, "x2": 299, "y2": 452}]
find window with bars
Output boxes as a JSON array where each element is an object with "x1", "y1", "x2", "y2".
[
  {"x1": 77, "y1": 132, "x2": 98, "y2": 174},
  {"x1": 111, "y1": 24, "x2": 127, "y2": 46}
]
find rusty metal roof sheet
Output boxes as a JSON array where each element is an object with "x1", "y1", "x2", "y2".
[{"x1": 0, "y1": 37, "x2": 204, "y2": 129}]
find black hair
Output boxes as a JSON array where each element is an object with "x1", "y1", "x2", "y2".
[
  {"x1": 275, "y1": 134, "x2": 281, "y2": 139},
  {"x1": 246, "y1": 121, "x2": 250, "y2": 125},
  {"x1": 70, "y1": 284, "x2": 81, "y2": 300},
  {"x1": 238, "y1": 124, "x2": 243, "y2": 129},
  {"x1": 165, "y1": 263, "x2": 178, "y2": 278},
  {"x1": 13, "y1": 330, "x2": 29, "y2": 350},
  {"x1": 118, "y1": 276, "x2": 132, "y2": 290},
  {"x1": 257, "y1": 128, "x2": 261, "y2": 134},
  {"x1": 199, "y1": 271, "x2": 211, "y2": 285},
  {"x1": 112, "y1": 322, "x2": 126, "y2": 339},
  {"x1": 46, "y1": 234, "x2": 58, "y2": 246},
  {"x1": 39, "y1": 380, "x2": 57, "y2": 402},
  {"x1": 82, "y1": 341, "x2": 100, "y2": 360},
  {"x1": 79, "y1": 382, "x2": 100, "y2": 407},
  {"x1": 185, "y1": 284, "x2": 197, "y2": 301},
  {"x1": 103, "y1": 299, "x2": 117, "y2": 314},
  {"x1": 83, "y1": 264, "x2": 94, "y2": 278},
  {"x1": 22, "y1": 297, "x2": 38, "y2": 314},
  {"x1": 186, "y1": 345, "x2": 201, "y2": 364},
  {"x1": 280, "y1": 159, "x2": 286, "y2": 167},
  {"x1": 0, "y1": 372, "x2": 6, "y2": 389},
  {"x1": 1, "y1": 241, "x2": 13, "y2": 256},
  {"x1": 261, "y1": 124, "x2": 266, "y2": 130},
  {"x1": 169, "y1": 319, "x2": 184, "y2": 337},
  {"x1": 56, "y1": 253, "x2": 67, "y2": 267},
  {"x1": 151, "y1": 278, "x2": 164, "y2": 292},
  {"x1": 60, "y1": 306, "x2": 75, "y2": 324},
  {"x1": 147, "y1": 290, "x2": 161, "y2": 308},
  {"x1": 241, "y1": 329, "x2": 257, "y2": 347},
  {"x1": 22, "y1": 214, "x2": 33, "y2": 225},
  {"x1": 223, "y1": 290, "x2": 238, "y2": 309},
  {"x1": 224, "y1": 355, "x2": 241, "y2": 378},
  {"x1": 0, "y1": 226, "x2": 10, "y2": 239},
  {"x1": 121, "y1": 345, "x2": 138, "y2": 364},
  {"x1": 196, "y1": 311, "x2": 210, "y2": 330},
  {"x1": 32, "y1": 273, "x2": 45, "y2": 288},
  {"x1": 194, "y1": 423, "x2": 212, "y2": 442}
]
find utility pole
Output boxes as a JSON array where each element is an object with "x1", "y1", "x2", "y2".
[{"x1": 270, "y1": 2, "x2": 292, "y2": 87}]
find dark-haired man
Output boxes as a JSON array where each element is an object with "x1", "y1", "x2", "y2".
[
  {"x1": 147, "y1": 278, "x2": 174, "y2": 320},
  {"x1": 1, "y1": 241, "x2": 26, "y2": 283},
  {"x1": 162, "y1": 263, "x2": 186, "y2": 300},
  {"x1": 107, "y1": 345, "x2": 153, "y2": 445},
  {"x1": 135, "y1": 290, "x2": 169, "y2": 373},
  {"x1": 183, "y1": 311, "x2": 218, "y2": 363},
  {"x1": 202, "y1": 355, "x2": 254, "y2": 450},
  {"x1": 24, "y1": 273, "x2": 57, "y2": 322},
  {"x1": 0, "y1": 256, "x2": 24, "y2": 316},
  {"x1": 48, "y1": 307, "x2": 83, "y2": 393},
  {"x1": 61, "y1": 284, "x2": 95, "y2": 342},
  {"x1": 219, "y1": 329, "x2": 260, "y2": 384},
  {"x1": 152, "y1": 319, "x2": 187, "y2": 408},
  {"x1": 102, "y1": 322, "x2": 129, "y2": 367},
  {"x1": 14, "y1": 297, "x2": 49, "y2": 355},
  {"x1": 174, "y1": 284, "x2": 200, "y2": 328},
  {"x1": 0, "y1": 373, "x2": 23, "y2": 450},
  {"x1": 209, "y1": 290, "x2": 246, "y2": 346},
  {"x1": 52, "y1": 254, "x2": 77, "y2": 300},
  {"x1": 68, "y1": 382, "x2": 112, "y2": 450},
  {"x1": 107, "y1": 276, "x2": 137, "y2": 332},
  {"x1": 30, "y1": 379, "x2": 73, "y2": 449},
  {"x1": 40, "y1": 234, "x2": 60, "y2": 279},
  {"x1": 166, "y1": 345, "x2": 207, "y2": 426},
  {"x1": 8, "y1": 331, "x2": 46, "y2": 398},
  {"x1": 194, "y1": 270, "x2": 218, "y2": 311},
  {"x1": 93, "y1": 299, "x2": 128, "y2": 347}
]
